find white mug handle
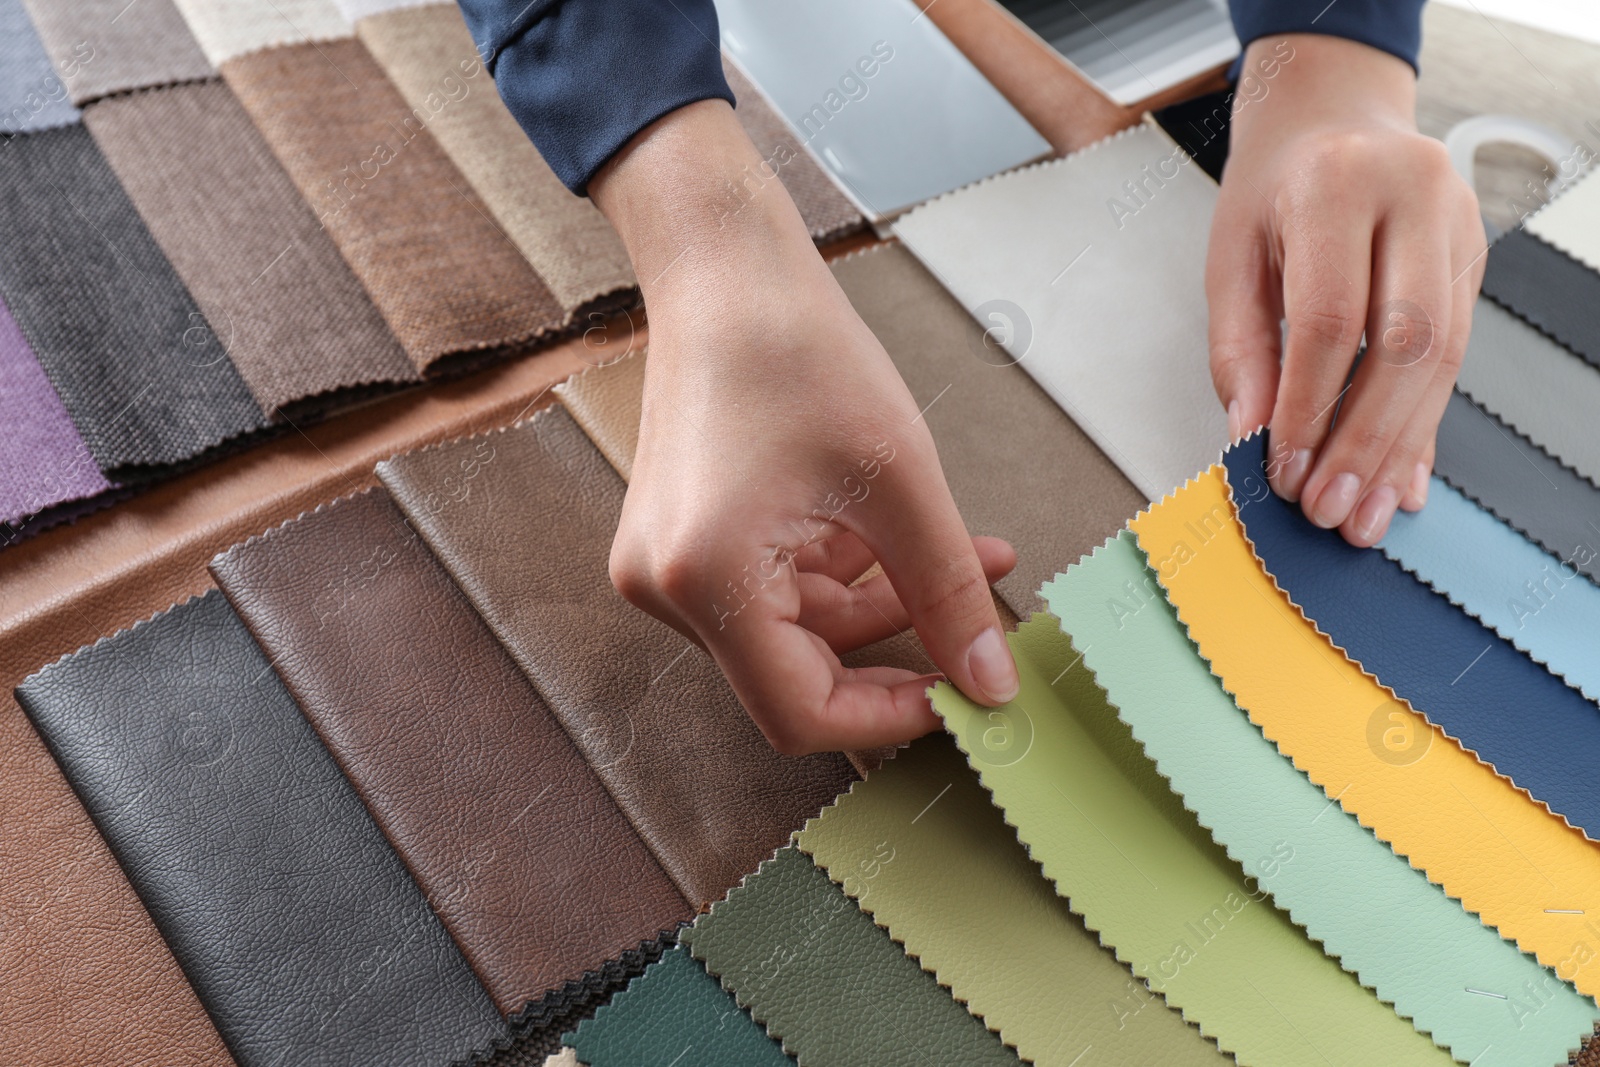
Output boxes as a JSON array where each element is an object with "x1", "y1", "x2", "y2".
[{"x1": 1444, "y1": 114, "x2": 1578, "y2": 238}]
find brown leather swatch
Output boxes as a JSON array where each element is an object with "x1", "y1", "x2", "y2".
[
  {"x1": 553, "y1": 354, "x2": 648, "y2": 483},
  {"x1": 84, "y1": 80, "x2": 416, "y2": 414},
  {"x1": 210, "y1": 487, "x2": 690, "y2": 1014},
  {"x1": 377, "y1": 406, "x2": 856, "y2": 906},
  {"x1": 221, "y1": 37, "x2": 564, "y2": 374}
]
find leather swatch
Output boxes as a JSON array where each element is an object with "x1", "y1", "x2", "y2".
[
  {"x1": 221, "y1": 37, "x2": 565, "y2": 374},
  {"x1": 1527, "y1": 167, "x2": 1600, "y2": 275},
  {"x1": 552, "y1": 352, "x2": 648, "y2": 483},
  {"x1": 1047, "y1": 531, "x2": 1599, "y2": 1065},
  {"x1": 935, "y1": 616, "x2": 1451, "y2": 1066},
  {"x1": 566, "y1": 946, "x2": 790, "y2": 1067},
  {"x1": 0, "y1": 0, "x2": 79, "y2": 132},
  {"x1": 169, "y1": 0, "x2": 353, "y2": 65},
  {"x1": 1457, "y1": 297, "x2": 1600, "y2": 487},
  {"x1": 1432, "y1": 390, "x2": 1600, "y2": 587},
  {"x1": 1129, "y1": 467, "x2": 1600, "y2": 999},
  {"x1": 1382, "y1": 476, "x2": 1600, "y2": 702},
  {"x1": 210, "y1": 488, "x2": 690, "y2": 1014},
  {"x1": 0, "y1": 123, "x2": 268, "y2": 477},
  {"x1": 17, "y1": 0, "x2": 212, "y2": 104},
  {"x1": 797, "y1": 734, "x2": 1230, "y2": 1066},
  {"x1": 84, "y1": 80, "x2": 416, "y2": 415},
  {"x1": 894, "y1": 122, "x2": 1228, "y2": 500},
  {"x1": 1223, "y1": 436, "x2": 1600, "y2": 843},
  {"x1": 377, "y1": 406, "x2": 856, "y2": 906},
  {"x1": 1480, "y1": 227, "x2": 1600, "y2": 371},
  {"x1": 15, "y1": 591, "x2": 506, "y2": 1067},
  {"x1": 682, "y1": 845, "x2": 1019, "y2": 1067}
]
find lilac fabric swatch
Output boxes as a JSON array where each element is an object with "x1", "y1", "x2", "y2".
[{"x1": 0, "y1": 294, "x2": 111, "y2": 524}]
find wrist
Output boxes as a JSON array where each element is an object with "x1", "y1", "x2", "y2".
[{"x1": 1231, "y1": 34, "x2": 1416, "y2": 145}]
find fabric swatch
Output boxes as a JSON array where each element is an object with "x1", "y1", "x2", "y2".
[
  {"x1": 682, "y1": 845, "x2": 1019, "y2": 1067},
  {"x1": 1047, "y1": 531, "x2": 1599, "y2": 1066},
  {"x1": 798, "y1": 733, "x2": 1231, "y2": 1066},
  {"x1": 0, "y1": 295, "x2": 111, "y2": 524},
  {"x1": 377, "y1": 407, "x2": 856, "y2": 907},
  {"x1": 0, "y1": 123, "x2": 268, "y2": 477},
  {"x1": 1481, "y1": 227, "x2": 1600, "y2": 371},
  {"x1": 84, "y1": 80, "x2": 416, "y2": 415},
  {"x1": 335, "y1": 0, "x2": 437, "y2": 20},
  {"x1": 1128, "y1": 467, "x2": 1600, "y2": 1000},
  {"x1": 1382, "y1": 476, "x2": 1600, "y2": 702},
  {"x1": 355, "y1": 4, "x2": 637, "y2": 318},
  {"x1": 211, "y1": 488, "x2": 691, "y2": 1014},
  {"x1": 1223, "y1": 436, "x2": 1600, "y2": 843},
  {"x1": 935, "y1": 615, "x2": 1450, "y2": 1065},
  {"x1": 17, "y1": 0, "x2": 212, "y2": 104},
  {"x1": 222, "y1": 37, "x2": 565, "y2": 374},
  {"x1": 0, "y1": 0, "x2": 79, "y2": 132},
  {"x1": 1433, "y1": 390, "x2": 1600, "y2": 586},
  {"x1": 1527, "y1": 166, "x2": 1600, "y2": 277},
  {"x1": 170, "y1": 0, "x2": 353, "y2": 66},
  {"x1": 15, "y1": 590, "x2": 505, "y2": 1066},
  {"x1": 894, "y1": 122, "x2": 1228, "y2": 500},
  {"x1": 1458, "y1": 297, "x2": 1600, "y2": 487},
  {"x1": 566, "y1": 946, "x2": 790, "y2": 1067}
]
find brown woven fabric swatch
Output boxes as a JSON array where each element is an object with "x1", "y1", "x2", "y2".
[
  {"x1": 221, "y1": 37, "x2": 564, "y2": 375},
  {"x1": 84, "y1": 80, "x2": 416, "y2": 414},
  {"x1": 211, "y1": 488, "x2": 691, "y2": 1014},
  {"x1": 19, "y1": 0, "x2": 213, "y2": 105},
  {"x1": 377, "y1": 407, "x2": 857, "y2": 907},
  {"x1": 356, "y1": 4, "x2": 636, "y2": 319}
]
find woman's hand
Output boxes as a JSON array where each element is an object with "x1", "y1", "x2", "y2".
[
  {"x1": 1207, "y1": 34, "x2": 1487, "y2": 547},
  {"x1": 592, "y1": 100, "x2": 1018, "y2": 755}
]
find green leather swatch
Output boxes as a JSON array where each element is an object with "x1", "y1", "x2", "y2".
[
  {"x1": 797, "y1": 733, "x2": 1228, "y2": 1066},
  {"x1": 1043, "y1": 533, "x2": 1599, "y2": 1067},
  {"x1": 565, "y1": 945, "x2": 790, "y2": 1067},
  {"x1": 680, "y1": 845, "x2": 1018, "y2": 1067},
  {"x1": 934, "y1": 615, "x2": 1451, "y2": 1066}
]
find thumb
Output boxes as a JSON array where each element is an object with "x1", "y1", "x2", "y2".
[{"x1": 1206, "y1": 215, "x2": 1283, "y2": 443}]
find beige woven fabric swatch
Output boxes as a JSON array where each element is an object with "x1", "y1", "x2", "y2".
[
  {"x1": 357, "y1": 3, "x2": 636, "y2": 318},
  {"x1": 334, "y1": 0, "x2": 441, "y2": 25},
  {"x1": 223, "y1": 37, "x2": 565, "y2": 374},
  {"x1": 170, "y1": 0, "x2": 352, "y2": 66},
  {"x1": 20, "y1": 0, "x2": 212, "y2": 104},
  {"x1": 85, "y1": 80, "x2": 416, "y2": 413}
]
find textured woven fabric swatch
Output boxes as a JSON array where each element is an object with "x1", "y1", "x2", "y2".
[
  {"x1": 0, "y1": 0, "x2": 79, "y2": 132},
  {"x1": 336, "y1": 0, "x2": 437, "y2": 20},
  {"x1": 170, "y1": 0, "x2": 352, "y2": 66},
  {"x1": 683, "y1": 846, "x2": 1019, "y2": 1067},
  {"x1": 0, "y1": 295, "x2": 111, "y2": 524},
  {"x1": 935, "y1": 616, "x2": 1452, "y2": 1065},
  {"x1": 85, "y1": 80, "x2": 415, "y2": 414},
  {"x1": 18, "y1": 0, "x2": 212, "y2": 104},
  {"x1": 798, "y1": 733, "x2": 1230, "y2": 1066},
  {"x1": 1527, "y1": 166, "x2": 1600, "y2": 276},
  {"x1": 222, "y1": 37, "x2": 564, "y2": 374},
  {"x1": 211, "y1": 488, "x2": 691, "y2": 1014},
  {"x1": 894, "y1": 122, "x2": 1228, "y2": 500},
  {"x1": 0, "y1": 124, "x2": 267, "y2": 476},
  {"x1": 1458, "y1": 297, "x2": 1600, "y2": 487},
  {"x1": 1048, "y1": 531, "x2": 1599, "y2": 1066},
  {"x1": 1481, "y1": 227, "x2": 1600, "y2": 371},
  {"x1": 1130, "y1": 467, "x2": 1600, "y2": 999},
  {"x1": 377, "y1": 407, "x2": 856, "y2": 907},
  {"x1": 567, "y1": 946, "x2": 790, "y2": 1067}
]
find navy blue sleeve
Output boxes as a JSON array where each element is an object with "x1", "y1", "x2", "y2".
[
  {"x1": 456, "y1": 0, "x2": 733, "y2": 196},
  {"x1": 1231, "y1": 0, "x2": 1426, "y2": 72}
]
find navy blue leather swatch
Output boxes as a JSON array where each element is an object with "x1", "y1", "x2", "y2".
[
  {"x1": 1480, "y1": 227, "x2": 1600, "y2": 372},
  {"x1": 1225, "y1": 435, "x2": 1600, "y2": 842}
]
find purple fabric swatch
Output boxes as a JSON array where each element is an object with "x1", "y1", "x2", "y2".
[{"x1": 0, "y1": 293, "x2": 111, "y2": 524}]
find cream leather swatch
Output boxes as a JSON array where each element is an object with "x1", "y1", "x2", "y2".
[
  {"x1": 893, "y1": 121, "x2": 1227, "y2": 500},
  {"x1": 935, "y1": 617, "x2": 1450, "y2": 1066},
  {"x1": 798, "y1": 733, "x2": 1229, "y2": 1066},
  {"x1": 1527, "y1": 168, "x2": 1600, "y2": 274},
  {"x1": 1130, "y1": 467, "x2": 1600, "y2": 1000},
  {"x1": 172, "y1": 0, "x2": 352, "y2": 65},
  {"x1": 543, "y1": 1050, "x2": 580, "y2": 1067}
]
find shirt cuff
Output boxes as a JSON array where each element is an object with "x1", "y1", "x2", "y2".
[{"x1": 1229, "y1": 0, "x2": 1426, "y2": 73}]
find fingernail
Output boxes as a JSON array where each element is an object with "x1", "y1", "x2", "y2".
[
  {"x1": 1227, "y1": 400, "x2": 1242, "y2": 443},
  {"x1": 1275, "y1": 448, "x2": 1314, "y2": 503},
  {"x1": 967, "y1": 627, "x2": 1019, "y2": 704},
  {"x1": 1309, "y1": 472, "x2": 1362, "y2": 529},
  {"x1": 1353, "y1": 484, "x2": 1398, "y2": 545},
  {"x1": 1405, "y1": 461, "x2": 1430, "y2": 511}
]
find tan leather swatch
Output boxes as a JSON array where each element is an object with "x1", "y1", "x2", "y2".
[
  {"x1": 377, "y1": 406, "x2": 857, "y2": 906},
  {"x1": 553, "y1": 354, "x2": 647, "y2": 483}
]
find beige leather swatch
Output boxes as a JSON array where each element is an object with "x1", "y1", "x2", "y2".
[
  {"x1": 170, "y1": 0, "x2": 352, "y2": 66},
  {"x1": 553, "y1": 354, "x2": 646, "y2": 483}
]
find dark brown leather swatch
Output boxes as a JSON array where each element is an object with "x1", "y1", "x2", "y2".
[
  {"x1": 210, "y1": 488, "x2": 690, "y2": 1014},
  {"x1": 377, "y1": 406, "x2": 856, "y2": 906}
]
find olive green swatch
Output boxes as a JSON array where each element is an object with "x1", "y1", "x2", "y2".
[
  {"x1": 681, "y1": 845, "x2": 1018, "y2": 1067},
  {"x1": 935, "y1": 616, "x2": 1452, "y2": 1066},
  {"x1": 564, "y1": 945, "x2": 789, "y2": 1067}
]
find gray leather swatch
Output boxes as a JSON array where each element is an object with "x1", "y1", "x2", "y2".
[{"x1": 1480, "y1": 226, "x2": 1600, "y2": 371}]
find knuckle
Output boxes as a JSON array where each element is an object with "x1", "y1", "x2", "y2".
[
  {"x1": 1292, "y1": 300, "x2": 1364, "y2": 352},
  {"x1": 911, "y1": 560, "x2": 991, "y2": 625}
]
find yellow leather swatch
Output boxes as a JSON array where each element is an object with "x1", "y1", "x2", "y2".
[{"x1": 1129, "y1": 468, "x2": 1600, "y2": 998}]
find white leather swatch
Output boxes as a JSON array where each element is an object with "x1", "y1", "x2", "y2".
[
  {"x1": 893, "y1": 121, "x2": 1226, "y2": 500},
  {"x1": 171, "y1": 0, "x2": 352, "y2": 66},
  {"x1": 1458, "y1": 297, "x2": 1600, "y2": 486},
  {"x1": 1527, "y1": 167, "x2": 1600, "y2": 274}
]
